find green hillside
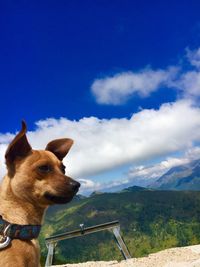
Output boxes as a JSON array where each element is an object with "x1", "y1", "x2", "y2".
[{"x1": 39, "y1": 190, "x2": 200, "y2": 265}]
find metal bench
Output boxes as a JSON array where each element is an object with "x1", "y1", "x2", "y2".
[{"x1": 45, "y1": 220, "x2": 131, "y2": 266}]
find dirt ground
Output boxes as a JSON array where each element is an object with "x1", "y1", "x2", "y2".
[{"x1": 52, "y1": 244, "x2": 200, "y2": 267}]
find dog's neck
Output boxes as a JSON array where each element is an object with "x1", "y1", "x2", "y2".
[{"x1": 0, "y1": 176, "x2": 46, "y2": 225}]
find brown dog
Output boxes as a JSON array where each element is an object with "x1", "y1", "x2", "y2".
[{"x1": 0, "y1": 121, "x2": 80, "y2": 267}]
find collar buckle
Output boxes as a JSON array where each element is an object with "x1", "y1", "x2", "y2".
[{"x1": 0, "y1": 224, "x2": 11, "y2": 250}]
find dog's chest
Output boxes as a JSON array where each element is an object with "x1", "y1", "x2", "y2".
[{"x1": 0, "y1": 239, "x2": 41, "y2": 267}]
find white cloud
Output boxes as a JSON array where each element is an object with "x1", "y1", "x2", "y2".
[
  {"x1": 91, "y1": 67, "x2": 178, "y2": 105},
  {"x1": 91, "y1": 47, "x2": 200, "y2": 105},
  {"x1": 126, "y1": 156, "x2": 191, "y2": 187},
  {"x1": 78, "y1": 178, "x2": 101, "y2": 193},
  {"x1": 1, "y1": 100, "x2": 200, "y2": 192},
  {"x1": 185, "y1": 146, "x2": 200, "y2": 159},
  {"x1": 167, "y1": 48, "x2": 200, "y2": 99},
  {"x1": 174, "y1": 71, "x2": 200, "y2": 98},
  {"x1": 186, "y1": 47, "x2": 200, "y2": 69},
  {"x1": 0, "y1": 144, "x2": 7, "y2": 179}
]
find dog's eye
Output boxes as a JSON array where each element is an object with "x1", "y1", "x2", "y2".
[
  {"x1": 61, "y1": 164, "x2": 66, "y2": 174},
  {"x1": 38, "y1": 165, "x2": 52, "y2": 173}
]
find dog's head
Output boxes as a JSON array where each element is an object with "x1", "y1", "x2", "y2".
[{"x1": 4, "y1": 121, "x2": 80, "y2": 207}]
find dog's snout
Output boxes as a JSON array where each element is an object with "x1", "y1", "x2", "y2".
[{"x1": 69, "y1": 180, "x2": 80, "y2": 191}]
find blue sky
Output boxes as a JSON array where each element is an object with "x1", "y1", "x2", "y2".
[
  {"x1": 0, "y1": 0, "x2": 200, "y2": 132},
  {"x1": 1, "y1": 1, "x2": 200, "y2": 193}
]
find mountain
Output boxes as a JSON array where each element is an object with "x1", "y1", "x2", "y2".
[
  {"x1": 39, "y1": 189, "x2": 200, "y2": 266},
  {"x1": 150, "y1": 159, "x2": 200, "y2": 190},
  {"x1": 121, "y1": 185, "x2": 152, "y2": 192},
  {"x1": 90, "y1": 191, "x2": 104, "y2": 197}
]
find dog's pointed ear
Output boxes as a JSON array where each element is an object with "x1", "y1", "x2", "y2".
[
  {"x1": 5, "y1": 121, "x2": 32, "y2": 168},
  {"x1": 45, "y1": 138, "x2": 74, "y2": 161}
]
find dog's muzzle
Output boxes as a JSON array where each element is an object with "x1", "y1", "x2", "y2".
[{"x1": 44, "y1": 179, "x2": 81, "y2": 204}]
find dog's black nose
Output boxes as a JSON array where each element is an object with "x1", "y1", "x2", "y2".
[{"x1": 70, "y1": 181, "x2": 81, "y2": 191}]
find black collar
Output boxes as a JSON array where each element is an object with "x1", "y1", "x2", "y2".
[{"x1": 0, "y1": 215, "x2": 41, "y2": 241}]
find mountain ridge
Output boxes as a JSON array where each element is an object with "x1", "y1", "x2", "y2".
[{"x1": 150, "y1": 158, "x2": 200, "y2": 190}]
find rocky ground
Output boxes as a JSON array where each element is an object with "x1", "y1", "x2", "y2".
[{"x1": 52, "y1": 244, "x2": 200, "y2": 267}]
